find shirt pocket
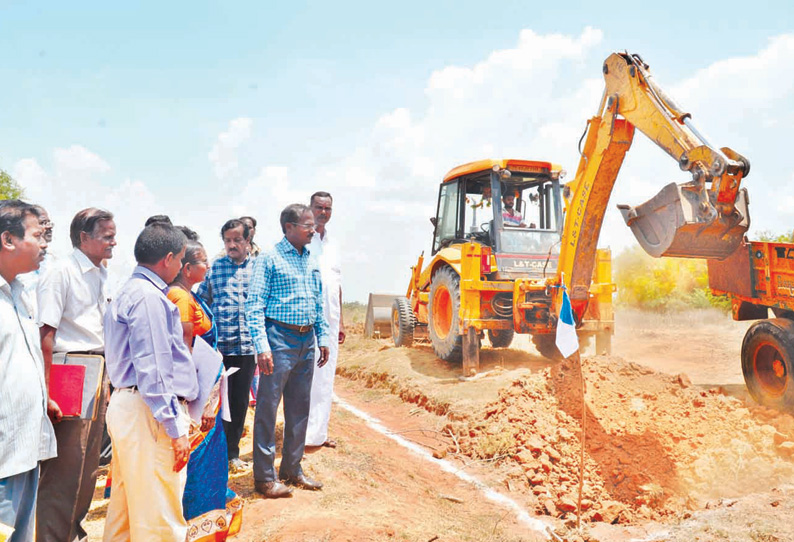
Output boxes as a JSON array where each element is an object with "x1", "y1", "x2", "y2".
[{"x1": 311, "y1": 269, "x2": 323, "y2": 293}]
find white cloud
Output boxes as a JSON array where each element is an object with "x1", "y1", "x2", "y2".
[
  {"x1": 12, "y1": 149, "x2": 157, "y2": 291},
  {"x1": 10, "y1": 29, "x2": 793, "y2": 303},
  {"x1": 52, "y1": 145, "x2": 111, "y2": 177},
  {"x1": 304, "y1": 27, "x2": 610, "y2": 300},
  {"x1": 298, "y1": 29, "x2": 794, "y2": 301},
  {"x1": 208, "y1": 117, "x2": 253, "y2": 181}
]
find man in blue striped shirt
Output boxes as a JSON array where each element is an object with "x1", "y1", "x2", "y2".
[
  {"x1": 197, "y1": 219, "x2": 256, "y2": 473},
  {"x1": 245, "y1": 203, "x2": 329, "y2": 498}
]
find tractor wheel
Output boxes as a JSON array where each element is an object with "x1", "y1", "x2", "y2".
[
  {"x1": 428, "y1": 266, "x2": 463, "y2": 362},
  {"x1": 531, "y1": 334, "x2": 563, "y2": 361},
  {"x1": 488, "y1": 328, "x2": 514, "y2": 348},
  {"x1": 391, "y1": 296, "x2": 415, "y2": 348},
  {"x1": 742, "y1": 318, "x2": 794, "y2": 410}
]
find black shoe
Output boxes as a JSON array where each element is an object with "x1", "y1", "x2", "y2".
[
  {"x1": 254, "y1": 480, "x2": 294, "y2": 498},
  {"x1": 283, "y1": 473, "x2": 323, "y2": 490}
]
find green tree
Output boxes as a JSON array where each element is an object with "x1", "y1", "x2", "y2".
[
  {"x1": 755, "y1": 229, "x2": 793, "y2": 243},
  {"x1": 614, "y1": 245, "x2": 729, "y2": 312},
  {"x1": 0, "y1": 169, "x2": 24, "y2": 200}
]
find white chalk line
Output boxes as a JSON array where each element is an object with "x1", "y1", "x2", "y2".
[{"x1": 333, "y1": 393, "x2": 552, "y2": 539}]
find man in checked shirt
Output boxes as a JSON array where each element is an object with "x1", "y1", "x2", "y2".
[
  {"x1": 197, "y1": 218, "x2": 256, "y2": 473},
  {"x1": 245, "y1": 203, "x2": 329, "y2": 498}
]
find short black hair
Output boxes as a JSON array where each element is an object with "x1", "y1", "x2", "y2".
[
  {"x1": 310, "y1": 191, "x2": 333, "y2": 205},
  {"x1": 0, "y1": 200, "x2": 40, "y2": 250},
  {"x1": 239, "y1": 216, "x2": 257, "y2": 228},
  {"x1": 134, "y1": 223, "x2": 187, "y2": 265},
  {"x1": 220, "y1": 219, "x2": 249, "y2": 240},
  {"x1": 176, "y1": 225, "x2": 199, "y2": 241},
  {"x1": 145, "y1": 214, "x2": 172, "y2": 227},
  {"x1": 70, "y1": 208, "x2": 114, "y2": 248},
  {"x1": 280, "y1": 203, "x2": 311, "y2": 234}
]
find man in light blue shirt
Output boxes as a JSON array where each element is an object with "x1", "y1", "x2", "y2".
[
  {"x1": 102, "y1": 223, "x2": 198, "y2": 541},
  {"x1": 246, "y1": 203, "x2": 329, "y2": 498}
]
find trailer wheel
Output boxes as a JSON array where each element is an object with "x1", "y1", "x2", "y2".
[
  {"x1": 742, "y1": 318, "x2": 794, "y2": 410},
  {"x1": 531, "y1": 334, "x2": 563, "y2": 361},
  {"x1": 488, "y1": 328, "x2": 514, "y2": 348},
  {"x1": 428, "y1": 266, "x2": 462, "y2": 362},
  {"x1": 391, "y1": 297, "x2": 415, "y2": 348}
]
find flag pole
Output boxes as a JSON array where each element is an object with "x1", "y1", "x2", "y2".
[
  {"x1": 560, "y1": 272, "x2": 585, "y2": 529},
  {"x1": 556, "y1": 273, "x2": 585, "y2": 528},
  {"x1": 576, "y1": 349, "x2": 585, "y2": 530}
]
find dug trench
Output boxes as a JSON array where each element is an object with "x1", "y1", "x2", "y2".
[{"x1": 337, "y1": 309, "x2": 794, "y2": 534}]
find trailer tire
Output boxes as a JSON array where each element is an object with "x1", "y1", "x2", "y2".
[
  {"x1": 742, "y1": 318, "x2": 794, "y2": 410},
  {"x1": 428, "y1": 266, "x2": 462, "y2": 362},
  {"x1": 488, "y1": 328, "x2": 514, "y2": 348},
  {"x1": 391, "y1": 297, "x2": 415, "y2": 348},
  {"x1": 532, "y1": 334, "x2": 563, "y2": 361}
]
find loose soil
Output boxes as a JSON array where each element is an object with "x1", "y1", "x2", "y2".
[
  {"x1": 83, "y1": 309, "x2": 794, "y2": 541},
  {"x1": 336, "y1": 308, "x2": 794, "y2": 540}
]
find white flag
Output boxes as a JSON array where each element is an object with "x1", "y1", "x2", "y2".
[{"x1": 555, "y1": 287, "x2": 579, "y2": 358}]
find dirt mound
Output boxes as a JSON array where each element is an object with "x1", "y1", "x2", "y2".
[{"x1": 448, "y1": 353, "x2": 794, "y2": 524}]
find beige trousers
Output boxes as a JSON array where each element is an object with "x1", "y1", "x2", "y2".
[{"x1": 102, "y1": 389, "x2": 187, "y2": 542}]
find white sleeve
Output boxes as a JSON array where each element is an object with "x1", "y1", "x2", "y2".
[{"x1": 36, "y1": 264, "x2": 66, "y2": 329}]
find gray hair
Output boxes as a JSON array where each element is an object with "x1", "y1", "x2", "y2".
[
  {"x1": 70, "y1": 208, "x2": 114, "y2": 248},
  {"x1": 279, "y1": 203, "x2": 310, "y2": 234}
]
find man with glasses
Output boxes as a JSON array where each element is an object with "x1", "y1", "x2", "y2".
[
  {"x1": 35, "y1": 208, "x2": 116, "y2": 542},
  {"x1": 17, "y1": 206, "x2": 55, "y2": 319},
  {"x1": 245, "y1": 204, "x2": 329, "y2": 498}
]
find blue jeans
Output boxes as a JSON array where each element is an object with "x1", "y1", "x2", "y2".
[
  {"x1": 0, "y1": 465, "x2": 39, "y2": 542},
  {"x1": 252, "y1": 321, "x2": 315, "y2": 482}
]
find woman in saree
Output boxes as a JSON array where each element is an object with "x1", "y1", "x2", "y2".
[{"x1": 167, "y1": 233, "x2": 243, "y2": 541}]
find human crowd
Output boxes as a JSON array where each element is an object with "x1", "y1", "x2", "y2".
[{"x1": 0, "y1": 192, "x2": 344, "y2": 542}]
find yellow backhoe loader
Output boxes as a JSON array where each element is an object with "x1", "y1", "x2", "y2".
[{"x1": 376, "y1": 52, "x2": 749, "y2": 375}]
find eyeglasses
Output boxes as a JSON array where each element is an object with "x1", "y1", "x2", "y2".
[{"x1": 289, "y1": 222, "x2": 315, "y2": 231}]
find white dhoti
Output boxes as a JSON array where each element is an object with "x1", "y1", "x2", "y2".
[{"x1": 306, "y1": 229, "x2": 342, "y2": 447}]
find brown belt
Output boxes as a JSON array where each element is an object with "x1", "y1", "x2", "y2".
[{"x1": 266, "y1": 318, "x2": 313, "y2": 333}]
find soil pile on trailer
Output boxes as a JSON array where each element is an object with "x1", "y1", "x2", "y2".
[{"x1": 446, "y1": 353, "x2": 794, "y2": 523}]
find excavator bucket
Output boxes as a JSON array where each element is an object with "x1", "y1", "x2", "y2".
[
  {"x1": 364, "y1": 293, "x2": 400, "y2": 338},
  {"x1": 618, "y1": 182, "x2": 750, "y2": 260}
]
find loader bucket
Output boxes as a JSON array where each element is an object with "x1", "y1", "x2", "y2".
[
  {"x1": 617, "y1": 182, "x2": 750, "y2": 260},
  {"x1": 364, "y1": 293, "x2": 400, "y2": 338}
]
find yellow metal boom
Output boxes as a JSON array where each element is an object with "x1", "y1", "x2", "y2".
[{"x1": 559, "y1": 52, "x2": 750, "y2": 318}]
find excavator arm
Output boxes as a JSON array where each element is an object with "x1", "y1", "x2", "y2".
[{"x1": 559, "y1": 52, "x2": 751, "y2": 319}]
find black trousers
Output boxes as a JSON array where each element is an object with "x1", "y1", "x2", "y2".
[{"x1": 222, "y1": 354, "x2": 256, "y2": 460}]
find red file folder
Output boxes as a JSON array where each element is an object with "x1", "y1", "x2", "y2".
[{"x1": 49, "y1": 364, "x2": 86, "y2": 418}]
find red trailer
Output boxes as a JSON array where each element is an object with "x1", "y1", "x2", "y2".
[{"x1": 709, "y1": 240, "x2": 794, "y2": 409}]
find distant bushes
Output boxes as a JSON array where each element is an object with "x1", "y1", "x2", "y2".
[
  {"x1": 613, "y1": 245, "x2": 730, "y2": 312},
  {"x1": 614, "y1": 229, "x2": 794, "y2": 311}
]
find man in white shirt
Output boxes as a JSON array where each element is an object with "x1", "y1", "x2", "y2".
[
  {"x1": 0, "y1": 200, "x2": 57, "y2": 542},
  {"x1": 35, "y1": 208, "x2": 116, "y2": 542},
  {"x1": 305, "y1": 192, "x2": 345, "y2": 449}
]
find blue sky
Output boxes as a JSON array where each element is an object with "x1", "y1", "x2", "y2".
[{"x1": 2, "y1": 2, "x2": 793, "y2": 300}]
